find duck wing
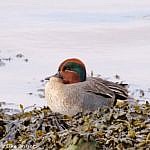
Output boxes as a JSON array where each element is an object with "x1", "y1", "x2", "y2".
[
  {"x1": 90, "y1": 77, "x2": 128, "y2": 100},
  {"x1": 79, "y1": 77, "x2": 115, "y2": 99}
]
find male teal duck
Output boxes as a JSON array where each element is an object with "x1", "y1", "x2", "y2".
[{"x1": 45, "y1": 58, "x2": 128, "y2": 116}]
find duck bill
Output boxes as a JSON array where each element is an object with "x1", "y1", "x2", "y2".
[
  {"x1": 45, "y1": 76, "x2": 52, "y2": 80},
  {"x1": 53, "y1": 72, "x2": 63, "y2": 79},
  {"x1": 45, "y1": 72, "x2": 62, "y2": 80}
]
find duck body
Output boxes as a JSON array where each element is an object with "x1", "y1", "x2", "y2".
[{"x1": 45, "y1": 58, "x2": 128, "y2": 116}]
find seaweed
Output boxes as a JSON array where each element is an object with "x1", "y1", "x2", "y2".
[{"x1": 0, "y1": 101, "x2": 149, "y2": 149}]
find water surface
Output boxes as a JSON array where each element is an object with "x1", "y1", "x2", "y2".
[{"x1": 0, "y1": 0, "x2": 150, "y2": 109}]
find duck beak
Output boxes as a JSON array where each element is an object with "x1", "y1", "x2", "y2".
[
  {"x1": 45, "y1": 76, "x2": 51, "y2": 80},
  {"x1": 45, "y1": 72, "x2": 62, "y2": 80},
  {"x1": 53, "y1": 72, "x2": 63, "y2": 79}
]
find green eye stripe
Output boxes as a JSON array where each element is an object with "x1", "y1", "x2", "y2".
[{"x1": 66, "y1": 62, "x2": 86, "y2": 81}]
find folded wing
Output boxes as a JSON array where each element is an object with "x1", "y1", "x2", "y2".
[{"x1": 90, "y1": 77, "x2": 128, "y2": 100}]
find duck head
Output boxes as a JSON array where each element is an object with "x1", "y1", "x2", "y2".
[{"x1": 54, "y1": 58, "x2": 86, "y2": 84}]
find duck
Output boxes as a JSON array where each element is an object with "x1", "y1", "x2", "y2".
[{"x1": 45, "y1": 58, "x2": 128, "y2": 116}]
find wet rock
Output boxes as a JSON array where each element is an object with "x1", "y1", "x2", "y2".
[
  {"x1": 24, "y1": 58, "x2": 28, "y2": 62},
  {"x1": 16, "y1": 53, "x2": 24, "y2": 58},
  {"x1": 0, "y1": 60, "x2": 5, "y2": 67}
]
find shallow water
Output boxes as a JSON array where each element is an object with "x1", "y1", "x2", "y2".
[{"x1": 0, "y1": 0, "x2": 150, "y2": 109}]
